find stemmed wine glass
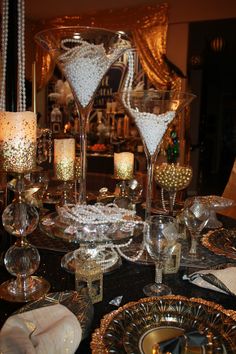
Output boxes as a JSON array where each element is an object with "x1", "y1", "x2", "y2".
[
  {"x1": 143, "y1": 215, "x2": 176, "y2": 296},
  {"x1": 118, "y1": 85, "x2": 195, "y2": 219},
  {"x1": 35, "y1": 26, "x2": 131, "y2": 204},
  {"x1": 182, "y1": 196, "x2": 210, "y2": 261}
]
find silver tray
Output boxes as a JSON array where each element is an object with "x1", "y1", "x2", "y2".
[
  {"x1": 202, "y1": 228, "x2": 236, "y2": 259},
  {"x1": 16, "y1": 291, "x2": 93, "y2": 340},
  {"x1": 91, "y1": 295, "x2": 236, "y2": 353}
]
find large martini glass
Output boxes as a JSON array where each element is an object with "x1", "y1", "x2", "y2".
[
  {"x1": 118, "y1": 89, "x2": 196, "y2": 219},
  {"x1": 35, "y1": 26, "x2": 131, "y2": 203}
]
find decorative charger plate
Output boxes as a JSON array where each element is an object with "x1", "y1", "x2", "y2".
[
  {"x1": 202, "y1": 228, "x2": 236, "y2": 259},
  {"x1": 91, "y1": 295, "x2": 236, "y2": 353},
  {"x1": 16, "y1": 291, "x2": 93, "y2": 340}
]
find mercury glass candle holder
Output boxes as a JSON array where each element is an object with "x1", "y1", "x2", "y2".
[
  {"x1": 54, "y1": 138, "x2": 76, "y2": 205},
  {"x1": 114, "y1": 152, "x2": 134, "y2": 180}
]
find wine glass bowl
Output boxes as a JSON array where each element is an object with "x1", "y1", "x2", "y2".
[
  {"x1": 155, "y1": 162, "x2": 193, "y2": 215},
  {"x1": 143, "y1": 215, "x2": 176, "y2": 296},
  {"x1": 182, "y1": 196, "x2": 210, "y2": 261},
  {"x1": 35, "y1": 26, "x2": 132, "y2": 204}
]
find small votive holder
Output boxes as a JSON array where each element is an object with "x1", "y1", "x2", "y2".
[
  {"x1": 114, "y1": 152, "x2": 134, "y2": 180},
  {"x1": 74, "y1": 248, "x2": 103, "y2": 304},
  {"x1": 54, "y1": 138, "x2": 75, "y2": 181}
]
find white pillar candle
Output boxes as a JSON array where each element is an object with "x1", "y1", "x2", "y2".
[
  {"x1": 0, "y1": 111, "x2": 37, "y2": 173},
  {"x1": 54, "y1": 138, "x2": 75, "y2": 181},
  {"x1": 114, "y1": 152, "x2": 134, "y2": 180}
]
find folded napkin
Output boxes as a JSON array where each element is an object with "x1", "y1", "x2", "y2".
[
  {"x1": 159, "y1": 329, "x2": 207, "y2": 354},
  {"x1": 183, "y1": 266, "x2": 236, "y2": 296},
  {"x1": 0, "y1": 303, "x2": 82, "y2": 354}
]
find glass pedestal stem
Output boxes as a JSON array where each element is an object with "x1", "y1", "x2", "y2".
[
  {"x1": 77, "y1": 103, "x2": 92, "y2": 204},
  {"x1": 155, "y1": 264, "x2": 162, "y2": 284},
  {"x1": 145, "y1": 153, "x2": 156, "y2": 219},
  {"x1": 189, "y1": 231, "x2": 199, "y2": 256},
  {"x1": 168, "y1": 191, "x2": 176, "y2": 216}
]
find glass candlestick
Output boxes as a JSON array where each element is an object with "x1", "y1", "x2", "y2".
[
  {"x1": 0, "y1": 111, "x2": 50, "y2": 302},
  {"x1": 0, "y1": 174, "x2": 50, "y2": 302}
]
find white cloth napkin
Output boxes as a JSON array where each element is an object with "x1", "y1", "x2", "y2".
[
  {"x1": 0, "y1": 303, "x2": 82, "y2": 354},
  {"x1": 183, "y1": 267, "x2": 236, "y2": 296}
]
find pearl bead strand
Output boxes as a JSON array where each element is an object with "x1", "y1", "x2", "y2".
[
  {"x1": 0, "y1": 0, "x2": 9, "y2": 111},
  {"x1": 0, "y1": 0, "x2": 26, "y2": 112}
]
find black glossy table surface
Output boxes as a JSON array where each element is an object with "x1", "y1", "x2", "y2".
[{"x1": 0, "y1": 214, "x2": 236, "y2": 354}]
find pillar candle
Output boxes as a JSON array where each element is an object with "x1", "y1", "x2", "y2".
[
  {"x1": 114, "y1": 152, "x2": 134, "y2": 180},
  {"x1": 0, "y1": 111, "x2": 37, "y2": 173},
  {"x1": 54, "y1": 138, "x2": 75, "y2": 181}
]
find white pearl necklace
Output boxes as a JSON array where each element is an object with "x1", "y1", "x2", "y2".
[
  {"x1": 0, "y1": 0, "x2": 26, "y2": 111},
  {"x1": 0, "y1": 0, "x2": 9, "y2": 111},
  {"x1": 17, "y1": 0, "x2": 26, "y2": 111}
]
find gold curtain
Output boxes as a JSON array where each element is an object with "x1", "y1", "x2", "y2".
[{"x1": 26, "y1": 2, "x2": 180, "y2": 90}]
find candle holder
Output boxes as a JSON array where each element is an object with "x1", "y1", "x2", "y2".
[
  {"x1": 54, "y1": 138, "x2": 76, "y2": 206},
  {"x1": 0, "y1": 112, "x2": 50, "y2": 302},
  {"x1": 113, "y1": 152, "x2": 134, "y2": 209}
]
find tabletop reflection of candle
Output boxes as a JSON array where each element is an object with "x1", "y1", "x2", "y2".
[
  {"x1": 114, "y1": 152, "x2": 134, "y2": 180},
  {"x1": 54, "y1": 138, "x2": 75, "y2": 181},
  {"x1": 0, "y1": 111, "x2": 37, "y2": 173}
]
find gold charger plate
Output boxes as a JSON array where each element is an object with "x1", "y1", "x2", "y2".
[
  {"x1": 202, "y1": 228, "x2": 236, "y2": 259},
  {"x1": 91, "y1": 295, "x2": 236, "y2": 353}
]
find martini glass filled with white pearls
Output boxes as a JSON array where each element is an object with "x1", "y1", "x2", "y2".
[
  {"x1": 35, "y1": 26, "x2": 131, "y2": 204},
  {"x1": 117, "y1": 69, "x2": 195, "y2": 219}
]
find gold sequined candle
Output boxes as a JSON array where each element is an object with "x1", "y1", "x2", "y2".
[
  {"x1": 0, "y1": 111, "x2": 37, "y2": 173},
  {"x1": 54, "y1": 138, "x2": 75, "y2": 181},
  {"x1": 114, "y1": 152, "x2": 134, "y2": 180}
]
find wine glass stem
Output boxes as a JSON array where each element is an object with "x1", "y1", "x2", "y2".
[
  {"x1": 168, "y1": 191, "x2": 176, "y2": 216},
  {"x1": 78, "y1": 105, "x2": 92, "y2": 204},
  {"x1": 155, "y1": 263, "x2": 163, "y2": 284},
  {"x1": 189, "y1": 231, "x2": 200, "y2": 256},
  {"x1": 145, "y1": 154, "x2": 156, "y2": 219}
]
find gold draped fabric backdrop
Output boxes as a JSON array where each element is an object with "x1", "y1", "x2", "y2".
[{"x1": 24, "y1": 2, "x2": 182, "y2": 90}]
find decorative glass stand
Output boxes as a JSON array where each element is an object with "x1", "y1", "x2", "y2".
[
  {"x1": 35, "y1": 26, "x2": 131, "y2": 204},
  {"x1": 0, "y1": 173, "x2": 50, "y2": 302},
  {"x1": 40, "y1": 203, "x2": 146, "y2": 274}
]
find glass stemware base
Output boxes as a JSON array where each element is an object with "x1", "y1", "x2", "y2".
[
  {"x1": 143, "y1": 282, "x2": 172, "y2": 297},
  {"x1": 0, "y1": 276, "x2": 50, "y2": 302}
]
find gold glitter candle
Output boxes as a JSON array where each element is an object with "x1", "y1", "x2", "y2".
[
  {"x1": 114, "y1": 152, "x2": 134, "y2": 180},
  {"x1": 0, "y1": 111, "x2": 37, "y2": 173},
  {"x1": 54, "y1": 138, "x2": 75, "y2": 181}
]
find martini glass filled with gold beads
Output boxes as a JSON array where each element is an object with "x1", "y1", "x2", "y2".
[{"x1": 155, "y1": 162, "x2": 193, "y2": 215}]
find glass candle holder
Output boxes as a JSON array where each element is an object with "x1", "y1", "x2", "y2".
[
  {"x1": 0, "y1": 111, "x2": 37, "y2": 173},
  {"x1": 114, "y1": 152, "x2": 134, "y2": 180},
  {"x1": 54, "y1": 138, "x2": 75, "y2": 181}
]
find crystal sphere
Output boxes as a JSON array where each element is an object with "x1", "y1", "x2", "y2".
[
  {"x1": 2, "y1": 201, "x2": 39, "y2": 237},
  {"x1": 4, "y1": 242, "x2": 40, "y2": 277}
]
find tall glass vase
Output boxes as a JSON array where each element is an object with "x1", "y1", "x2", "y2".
[
  {"x1": 118, "y1": 89, "x2": 196, "y2": 219},
  {"x1": 35, "y1": 27, "x2": 131, "y2": 204}
]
